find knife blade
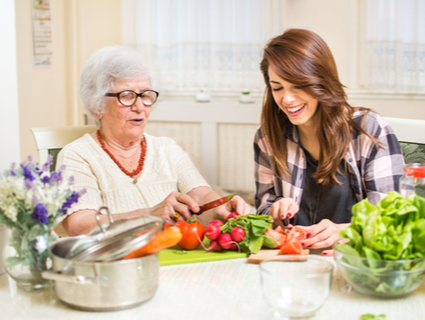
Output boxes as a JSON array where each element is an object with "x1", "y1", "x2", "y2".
[{"x1": 192, "y1": 194, "x2": 235, "y2": 215}]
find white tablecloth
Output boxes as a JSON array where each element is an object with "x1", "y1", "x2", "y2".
[{"x1": 1, "y1": 257, "x2": 425, "y2": 320}]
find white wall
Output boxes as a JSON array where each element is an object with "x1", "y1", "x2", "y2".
[
  {"x1": 15, "y1": 0, "x2": 68, "y2": 164},
  {"x1": 15, "y1": 0, "x2": 123, "y2": 163},
  {"x1": 11, "y1": 0, "x2": 425, "y2": 172},
  {"x1": 0, "y1": 1, "x2": 20, "y2": 171},
  {"x1": 284, "y1": 0, "x2": 425, "y2": 119}
]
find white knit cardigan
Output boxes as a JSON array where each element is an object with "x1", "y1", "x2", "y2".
[{"x1": 56, "y1": 133, "x2": 210, "y2": 215}]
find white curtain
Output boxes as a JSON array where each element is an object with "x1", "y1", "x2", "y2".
[
  {"x1": 122, "y1": 0, "x2": 285, "y2": 93},
  {"x1": 365, "y1": 0, "x2": 425, "y2": 92}
]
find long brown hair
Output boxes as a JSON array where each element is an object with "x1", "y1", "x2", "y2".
[{"x1": 260, "y1": 29, "x2": 379, "y2": 186}]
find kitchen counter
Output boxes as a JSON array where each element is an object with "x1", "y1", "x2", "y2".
[{"x1": 1, "y1": 257, "x2": 425, "y2": 320}]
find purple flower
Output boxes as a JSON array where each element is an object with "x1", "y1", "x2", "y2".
[
  {"x1": 41, "y1": 176, "x2": 50, "y2": 184},
  {"x1": 10, "y1": 162, "x2": 16, "y2": 176},
  {"x1": 25, "y1": 179, "x2": 35, "y2": 189},
  {"x1": 22, "y1": 164, "x2": 35, "y2": 181},
  {"x1": 49, "y1": 172, "x2": 62, "y2": 184},
  {"x1": 42, "y1": 155, "x2": 53, "y2": 172},
  {"x1": 32, "y1": 203, "x2": 49, "y2": 224},
  {"x1": 58, "y1": 191, "x2": 80, "y2": 215}
]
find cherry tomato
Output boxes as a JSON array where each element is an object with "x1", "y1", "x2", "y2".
[
  {"x1": 265, "y1": 229, "x2": 286, "y2": 248},
  {"x1": 174, "y1": 217, "x2": 205, "y2": 250},
  {"x1": 280, "y1": 233, "x2": 303, "y2": 255}
]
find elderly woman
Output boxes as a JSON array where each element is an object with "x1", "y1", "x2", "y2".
[{"x1": 57, "y1": 45, "x2": 251, "y2": 236}]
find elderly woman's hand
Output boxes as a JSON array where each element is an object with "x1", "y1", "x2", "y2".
[{"x1": 148, "y1": 191, "x2": 199, "y2": 225}]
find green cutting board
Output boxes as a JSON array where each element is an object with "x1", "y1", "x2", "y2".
[{"x1": 158, "y1": 246, "x2": 248, "y2": 266}]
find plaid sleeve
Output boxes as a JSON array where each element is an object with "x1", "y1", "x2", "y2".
[
  {"x1": 254, "y1": 129, "x2": 282, "y2": 216},
  {"x1": 358, "y1": 112, "x2": 405, "y2": 204}
]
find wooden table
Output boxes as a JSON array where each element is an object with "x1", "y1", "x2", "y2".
[{"x1": 1, "y1": 257, "x2": 425, "y2": 320}]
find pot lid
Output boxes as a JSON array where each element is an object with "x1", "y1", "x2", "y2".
[{"x1": 67, "y1": 207, "x2": 163, "y2": 262}]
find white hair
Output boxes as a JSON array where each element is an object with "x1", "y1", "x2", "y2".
[{"x1": 78, "y1": 45, "x2": 158, "y2": 126}]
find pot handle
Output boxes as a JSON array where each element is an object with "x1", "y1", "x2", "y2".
[
  {"x1": 96, "y1": 206, "x2": 114, "y2": 233},
  {"x1": 42, "y1": 271, "x2": 109, "y2": 286}
]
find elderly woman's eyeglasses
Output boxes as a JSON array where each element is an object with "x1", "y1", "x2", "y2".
[{"x1": 105, "y1": 90, "x2": 159, "y2": 107}]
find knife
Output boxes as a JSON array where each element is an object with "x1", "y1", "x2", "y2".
[
  {"x1": 172, "y1": 194, "x2": 235, "y2": 220},
  {"x1": 194, "y1": 194, "x2": 235, "y2": 215}
]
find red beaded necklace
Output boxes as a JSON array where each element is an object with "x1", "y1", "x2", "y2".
[{"x1": 97, "y1": 130, "x2": 146, "y2": 178}]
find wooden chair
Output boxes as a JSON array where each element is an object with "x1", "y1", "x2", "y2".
[
  {"x1": 383, "y1": 117, "x2": 425, "y2": 164},
  {"x1": 30, "y1": 125, "x2": 97, "y2": 237},
  {"x1": 30, "y1": 125, "x2": 97, "y2": 170}
]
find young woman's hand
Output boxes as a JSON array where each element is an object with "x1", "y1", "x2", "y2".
[
  {"x1": 268, "y1": 198, "x2": 299, "y2": 227},
  {"x1": 296, "y1": 219, "x2": 349, "y2": 252},
  {"x1": 214, "y1": 195, "x2": 252, "y2": 220}
]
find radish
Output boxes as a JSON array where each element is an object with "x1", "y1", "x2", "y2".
[
  {"x1": 225, "y1": 212, "x2": 239, "y2": 221},
  {"x1": 210, "y1": 220, "x2": 224, "y2": 227},
  {"x1": 209, "y1": 240, "x2": 223, "y2": 252},
  {"x1": 229, "y1": 243, "x2": 238, "y2": 251},
  {"x1": 193, "y1": 231, "x2": 223, "y2": 252},
  {"x1": 231, "y1": 227, "x2": 245, "y2": 242},
  {"x1": 217, "y1": 233, "x2": 233, "y2": 250},
  {"x1": 205, "y1": 223, "x2": 221, "y2": 240}
]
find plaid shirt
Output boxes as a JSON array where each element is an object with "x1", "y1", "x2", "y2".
[{"x1": 254, "y1": 110, "x2": 405, "y2": 216}]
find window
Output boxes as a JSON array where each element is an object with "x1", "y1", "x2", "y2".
[
  {"x1": 122, "y1": 0, "x2": 285, "y2": 95},
  {"x1": 365, "y1": 0, "x2": 425, "y2": 93}
]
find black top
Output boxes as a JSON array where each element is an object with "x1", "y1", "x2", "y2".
[{"x1": 292, "y1": 148, "x2": 357, "y2": 226}]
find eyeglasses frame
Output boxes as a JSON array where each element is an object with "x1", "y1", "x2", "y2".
[{"x1": 105, "y1": 89, "x2": 159, "y2": 107}]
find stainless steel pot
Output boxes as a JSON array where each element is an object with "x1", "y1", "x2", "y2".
[
  {"x1": 42, "y1": 212, "x2": 164, "y2": 311},
  {"x1": 43, "y1": 235, "x2": 159, "y2": 311}
]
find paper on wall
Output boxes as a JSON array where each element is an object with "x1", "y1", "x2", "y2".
[{"x1": 32, "y1": 0, "x2": 52, "y2": 68}]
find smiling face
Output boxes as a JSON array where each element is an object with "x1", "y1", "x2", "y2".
[
  {"x1": 95, "y1": 77, "x2": 152, "y2": 144},
  {"x1": 268, "y1": 67, "x2": 319, "y2": 131}
]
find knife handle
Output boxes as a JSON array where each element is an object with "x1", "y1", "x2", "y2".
[{"x1": 190, "y1": 210, "x2": 203, "y2": 216}]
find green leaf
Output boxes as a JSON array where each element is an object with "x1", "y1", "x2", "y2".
[
  {"x1": 248, "y1": 234, "x2": 264, "y2": 254},
  {"x1": 339, "y1": 192, "x2": 425, "y2": 295}
]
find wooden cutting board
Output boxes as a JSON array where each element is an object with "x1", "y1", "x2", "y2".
[{"x1": 247, "y1": 249, "x2": 309, "y2": 264}]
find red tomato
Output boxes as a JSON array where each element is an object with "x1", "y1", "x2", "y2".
[
  {"x1": 280, "y1": 233, "x2": 303, "y2": 255},
  {"x1": 174, "y1": 218, "x2": 205, "y2": 250},
  {"x1": 274, "y1": 226, "x2": 288, "y2": 235},
  {"x1": 164, "y1": 223, "x2": 171, "y2": 230},
  {"x1": 265, "y1": 229, "x2": 286, "y2": 248},
  {"x1": 291, "y1": 226, "x2": 307, "y2": 241}
]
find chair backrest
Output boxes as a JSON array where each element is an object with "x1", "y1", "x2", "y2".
[
  {"x1": 30, "y1": 125, "x2": 97, "y2": 169},
  {"x1": 383, "y1": 117, "x2": 425, "y2": 164}
]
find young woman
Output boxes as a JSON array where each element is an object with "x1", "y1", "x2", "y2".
[{"x1": 254, "y1": 29, "x2": 404, "y2": 250}]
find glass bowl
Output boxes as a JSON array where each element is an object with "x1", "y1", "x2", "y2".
[
  {"x1": 334, "y1": 240, "x2": 425, "y2": 298},
  {"x1": 260, "y1": 255, "x2": 333, "y2": 319}
]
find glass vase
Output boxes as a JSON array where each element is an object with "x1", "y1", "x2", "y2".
[{"x1": 3, "y1": 227, "x2": 56, "y2": 291}]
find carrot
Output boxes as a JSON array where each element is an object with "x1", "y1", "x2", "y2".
[{"x1": 123, "y1": 226, "x2": 182, "y2": 260}]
